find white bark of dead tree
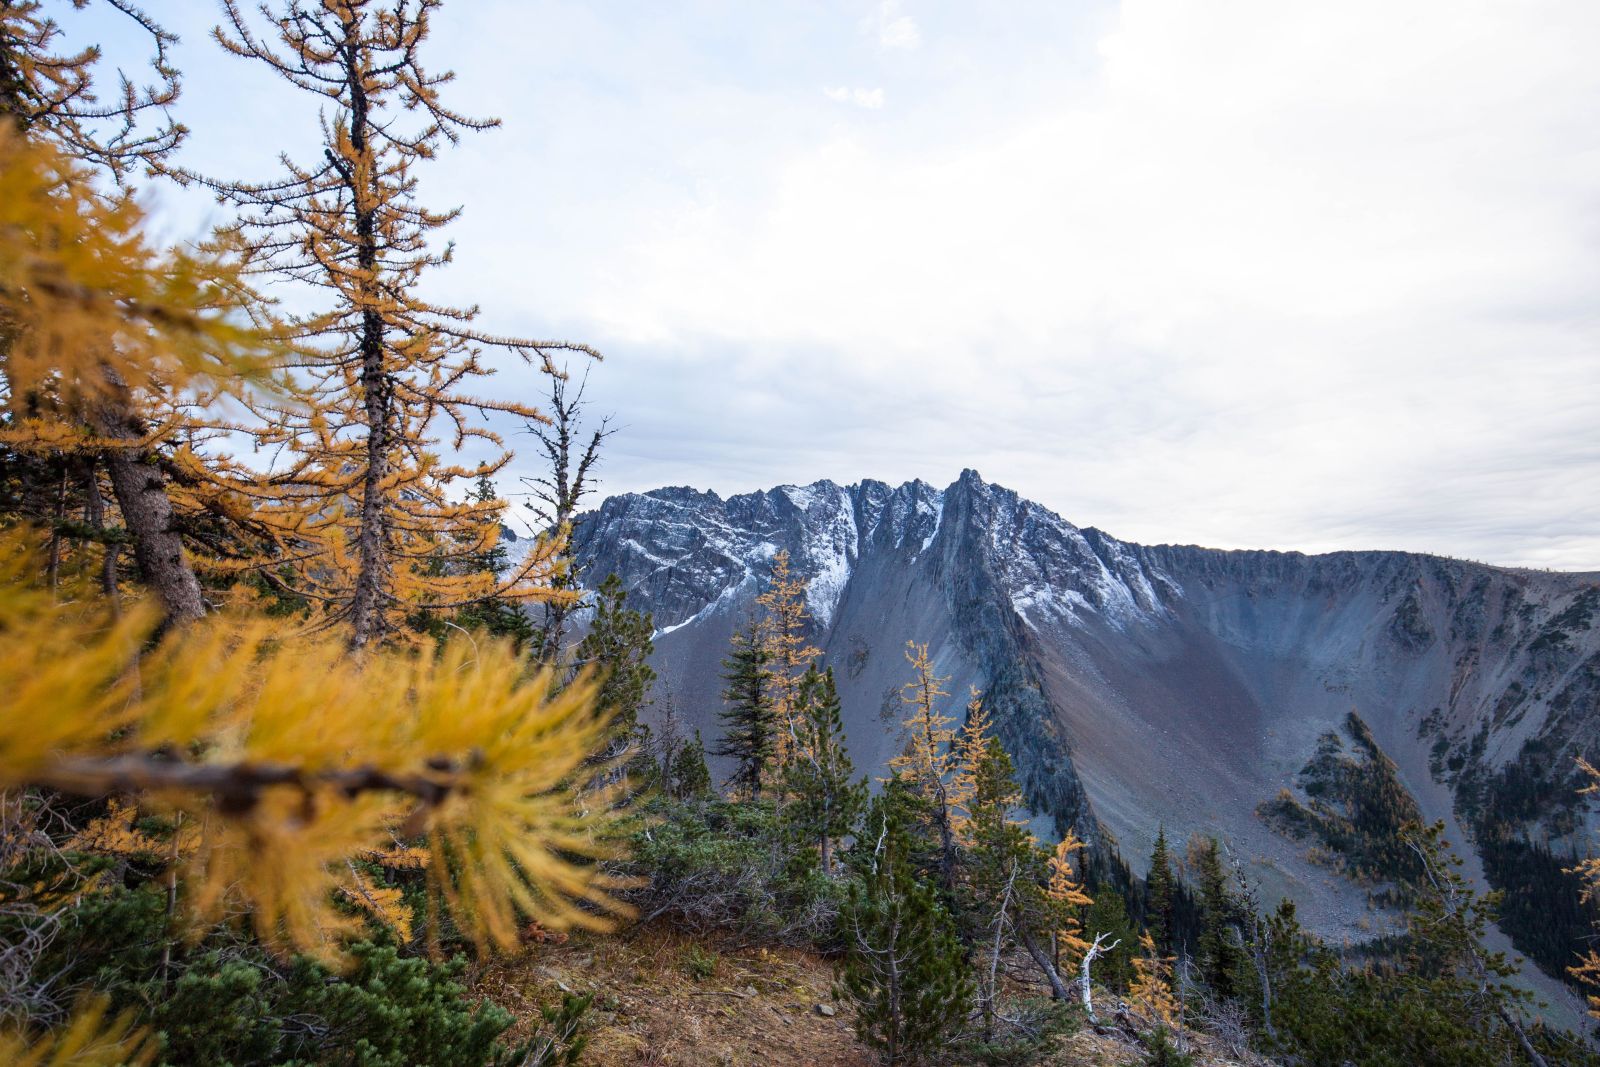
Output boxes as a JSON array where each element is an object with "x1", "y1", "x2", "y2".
[{"x1": 1079, "y1": 931, "x2": 1120, "y2": 1024}]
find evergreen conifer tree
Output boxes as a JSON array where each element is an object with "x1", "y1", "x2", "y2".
[
  {"x1": 1398, "y1": 821, "x2": 1549, "y2": 1067},
  {"x1": 712, "y1": 626, "x2": 776, "y2": 799},
  {"x1": 1192, "y1": 835, "x2": 1242, "y2": 1002},
  {"x1": 837, "y1": 791, "x2": 972, "y2": 1065},
  {"x1": 574, "y1": 573, "x2": 656, "y2": 748},
  {"x1": 781, "y1": 665, "x2": 865, "y2": 873},
  {"x1": 961, "y1": 734, "x2": 1040, "y2": 1037},
  {"x1": 1083, "y1": 892, "x2": 1137, "y2": 994},
  {"x1": 669, "y1": 730, "x2": 713, "y2": 800},
  {"x1": 1146, "y1": 825, "x2": 1175, "y2": 955},
  {"x1": 449, "y1": 476, "x2": 537, "y2": 647}
]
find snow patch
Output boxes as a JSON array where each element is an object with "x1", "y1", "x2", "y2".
[
  {"x1": 918, "y1": 490, "x2": 945, "y2": 555},
  {"x1": 801, "y1": 483, "x2": 858, "y2": 627}
]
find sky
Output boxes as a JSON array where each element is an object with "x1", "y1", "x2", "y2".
[{"x1": 82, "y1": 0, "x2": 1600, "y2": 570}]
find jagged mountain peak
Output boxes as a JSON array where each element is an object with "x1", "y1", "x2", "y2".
[{"x1": 573, "y1": 472, "x2": 1600, "y2": 995}]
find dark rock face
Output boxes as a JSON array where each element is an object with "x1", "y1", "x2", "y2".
[{"x1": 572, "y1": 470, "x2": 1600, "y2": 945}]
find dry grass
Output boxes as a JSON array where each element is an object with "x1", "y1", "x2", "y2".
[{"x1": 478, "y1": 925, "x2": 874, "y2": 1067}]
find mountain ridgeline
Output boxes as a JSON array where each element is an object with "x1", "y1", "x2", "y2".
[{"x1": 572, "y1": 470, "x2": 1600, "y2": 975}]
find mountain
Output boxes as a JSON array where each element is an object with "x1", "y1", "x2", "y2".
[{"x1": 571, "y1": 470, "x2": 1600, "y2": 981}]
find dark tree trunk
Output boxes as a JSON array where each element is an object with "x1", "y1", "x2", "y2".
[
  {"x1": 343, "y1": 36, "x2": 389, "y2": 651},
  {"x1": 103, "y1": 444, "x2": 204, "y2": 625},
  {"x1": 80, "y1": 458, "x2": 120, "y2": 603},
  {"x1": 1021, "y1": 927, "x2": 1073, "y2": 1001}
]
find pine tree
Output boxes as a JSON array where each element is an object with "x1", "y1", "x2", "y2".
[
  {"x1": 961, "y1": 734, "x2": 1039, "y2": 1037},
  {"x1": 837, "y1": 791, "x2": 972, "y2": 1065},
  {"x1": 712, "y1": 626, "x2": 776, "y2": 799},
  {"x1": 669, "y1": 731, "x2": 712, "y2": 801},
  {"x1": 1397, "y1": 821, "x2": 1549, "y2": 1067},
  {"x1": 1083, "y1": 892, "x2": 1136, "y2": 995},
  {"x1": 781, "y1": 666, "x2": 865, "y2": 874},
  {"x1": 1146, "y1": 825, "x2": 1175, "y2": 955},
  {"x1": 1191, "y1": 835, "x2": 1242, "y2": 1001},
  {"x1": 169, "y1": 0, "x2": 590, "y2": 647},
  {"x1": 574, "y1": 573, "x2": 656, "y2": 749}
]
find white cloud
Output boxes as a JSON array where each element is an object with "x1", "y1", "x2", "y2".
[
  {"x1": 864, "y1": 1, "x2": 921, "y2": 51},
  {"x1": 124, "y1": 0, "x2": 1600, "y2": 570},
  {"x1": 573, "y1": 1, "x2": 1600, "y2": 568},
  {"x1": 823, "y1": 85, "x2": 885, "y2": 109}
]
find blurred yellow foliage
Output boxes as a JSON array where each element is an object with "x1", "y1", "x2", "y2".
[
  {"x1": 0, "y1": 128, "x2": 273, "y2": 444},
  {"x1": 0, "y1": 997, "x2": 153, "y2": 1067},
  {"x1": 0, "y1": 530, "x2": 629, "y2": 960}
]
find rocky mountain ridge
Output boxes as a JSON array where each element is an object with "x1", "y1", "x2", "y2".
[{"x1": 572, "y1": 470, "x2": 1600, "y2": 986}]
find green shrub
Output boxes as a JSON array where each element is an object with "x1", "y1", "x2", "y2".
[
  {"x1": 955, "y1": 998, "x2": 1079, "y2": 1066},
  {"x1": 153, "y1": 960, "x2": 280, "y2": 1067},
  {"x1": 681, "y1": 945, "x2": 718, "y2": 981},
  {"x1": 625, "y1": 796, "x2": 846, "y2": 945},
  {"x1": 277, "y1": 941, "x2": 512, "y2": 1067},
  {"x1": 1142, "y1": 1026, "x2": 1194, "y2": 1067}
]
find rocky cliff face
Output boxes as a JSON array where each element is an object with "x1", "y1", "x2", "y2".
[{"x1": 572, "y1": 470, "x2": 1600, "y2": 955}]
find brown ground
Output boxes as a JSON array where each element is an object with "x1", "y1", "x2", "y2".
[
  {"x1": 477, "y1": 924, "x2": 1267, "y2": 1067},
  {"x1": 478, "y1": 925, "x2": 874, "y2": 1067}
]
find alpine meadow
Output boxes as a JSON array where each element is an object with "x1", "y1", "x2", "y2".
[{"x1": 3, "y1": 3, "x2": 1600, "y2": 1066}]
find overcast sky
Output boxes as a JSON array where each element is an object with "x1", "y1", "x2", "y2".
[{"x1": 86, "y1": 1, "x2": 1600, "y2": 570}]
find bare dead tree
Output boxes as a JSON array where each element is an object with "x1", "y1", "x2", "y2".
[
  {"x1": 652, "y1": 685, "x2": 685, "y2": 788},
  {"x1": 1079, "y1": 931, "x2": 1121, "y2": 1024},
  {"x1": 1227, "y1": 848, "x2": 1276, "y2": 1043},
  {"x1": 522, "y1": 364, "x2": 614, "y2": 663},
  {"x1": 979, "y1": 858, "x2": 1019, "y2": 1041}
]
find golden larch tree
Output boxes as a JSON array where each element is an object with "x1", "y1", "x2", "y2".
[
  {"x1": 0, "y1": 529, "x2": 628, "y2": 957},
  {"x1": 889, "y1": 641, "x2": 970, "y2": 888},
  {"x1": 949, "y1": 687, "x2": 997, "y2": 844},
  {"x1": 1046, "y1": 830, "x2": 1094, "y2": 969},
  {"x1": 169, "y1": 0, "x2": 596, "y2": 646},
  {"x1": 0, "y1": 129, "x2": 273, "y2": 623},
  {"x1": 1569, "y1": 757, "x2": 1600, "y2": 1016},
  {"x1": 0, "y1": 1, "x2": 251, "y2": 625},
  {"x1": 756, "y1": 548, "x2": 820, "y2": 772},
  {"x1": 1128, "y1": 930, "x2": 1182, "y2": 1030}
]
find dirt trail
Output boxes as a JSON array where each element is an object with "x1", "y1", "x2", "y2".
[{"x1": 479, "y1": 925, "x2": 1267, "y2": 1067}]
